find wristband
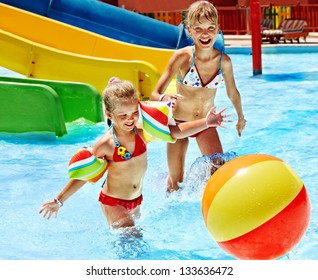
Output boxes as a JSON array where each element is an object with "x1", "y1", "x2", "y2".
[
  {"x1": 159, "y1": 94, "x2": 166, "y2": 101},
  {"x1": 54, "y1": 198, "x2": 63, "y2": 207}
]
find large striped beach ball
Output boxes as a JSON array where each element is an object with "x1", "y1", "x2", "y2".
[{"x1": 202, "y1": 154, "x2": 310, "y2": 260}]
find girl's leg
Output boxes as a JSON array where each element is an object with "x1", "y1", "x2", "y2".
[
  {"x1": 196, "y1": 127, "x2": 223, "y2": 175},
  {"x1": 130, "y1": 206, "x2": 141, "y2": 221},
  {"x1": 166, "y1": 138, "x2": 189, "y2": 192},
  {"x1": 100, "y1": 203, "x2": 136, "y2": 229},
  {"x1": 196, "y1": 127, "x2": 223, "y2": 155}
]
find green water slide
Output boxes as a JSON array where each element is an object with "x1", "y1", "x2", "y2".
[
  {"x1": 0, "y1": 77, "x2": 104, "y2": 136},
  {"x1": 0, "y1": 81, "x2": 67, "y2": 136},
  {"x1": 0, "y1": 76, "x2": 104, "y2": 123}
]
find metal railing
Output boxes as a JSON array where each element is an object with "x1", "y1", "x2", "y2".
[{"x1": 142, "y1": 4, "x2": 318, "y2": 34}]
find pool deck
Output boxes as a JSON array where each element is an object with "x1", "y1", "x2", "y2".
[{"x1": 223, "y1": 32, "x2": 318, "y2": 53}]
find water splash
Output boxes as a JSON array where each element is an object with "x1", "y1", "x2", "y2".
[{"x1": 184, "y1": 151, "x2": 239, "y2": 195}]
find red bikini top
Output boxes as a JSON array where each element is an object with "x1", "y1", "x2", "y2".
[{"x1": 111, "y1": 127, "x2": 147, "y2": 162}]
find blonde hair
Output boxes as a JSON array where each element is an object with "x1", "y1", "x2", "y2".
[
  {"x1": 186, "y1": 1, "x2": 218, "y2": 27},
  {"x1": 103, "y1": 79, "x2": 138, "y2": 126},
  {"x1": 103, "y1": 79, "x2": 138, "y2": 113}
]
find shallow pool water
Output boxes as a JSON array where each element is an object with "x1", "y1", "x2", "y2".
[{"x1": 0, "y1": 52, "x2": 317, "y2": 260}]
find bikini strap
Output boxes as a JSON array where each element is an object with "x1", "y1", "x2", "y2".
[
  {"x1": 176, "y1": 76, "x2": 183, "y2": 83},
  {"x1": 220, "y1": 52, "x2": 223, "y2": 70},
  {"x1": 191, "y1": 46, "x2": 195, "y2": 66},
  {"x1": 112, "y1": 127, "x2": 120, "y2": 147},
  {"x1": 112, "y1": 126, "x2": 137, "y2": 147}
]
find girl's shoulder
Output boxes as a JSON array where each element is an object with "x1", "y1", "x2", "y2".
[
  {"x1": 93, "y1": 130, "x2": 113, "y2": 158},
  {"x1": 215, "y1": 49, "x2": 230, "y2": 61},
  {"x1": 218, "y1": 52, "x2": 233, "y2": 71},
  {"x1": 170, "y1": 46, "x2": 193, "y2": 70},
  {"x1": 173, "y1": 46, "x2": 193, "y2": 60}
]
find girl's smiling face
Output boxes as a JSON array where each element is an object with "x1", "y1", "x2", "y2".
[
  {"x1": 188, "y1": 16, "x2": 219, "y2": 48},
  {"x1": 108, "y1": 98, "x2": 139, "y2": 131}
]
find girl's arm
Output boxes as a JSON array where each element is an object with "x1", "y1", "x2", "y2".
[
  {"x1": 150, "y1": 49, "x2": 188, "y2": 102},
  {"x1": 222, "y1": 54, "x2": 247, "y2": 136},
  {"x1": 39, "y1": 179, "x2": 86, "y2": 220},
  {"x1": 169, "y1": 106, "x2": 230, "y2": 139}
]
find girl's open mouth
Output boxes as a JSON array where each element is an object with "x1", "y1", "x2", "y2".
[{"x1": 200, "y1": 38, "x2": 212, "y2": 45}]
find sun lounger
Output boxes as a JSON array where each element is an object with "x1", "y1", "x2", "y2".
[
  {"x1": 263, "y1": 19, "x2": 309, "y2": 44},
  {"x1": 261, "y1": 18, "x2": 273, "y2": 41},
  {"x1": 261, "y1": 18, "x2": 273, "y2": 31}
]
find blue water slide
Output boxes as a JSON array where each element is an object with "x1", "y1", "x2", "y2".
[{"x1": 1, "y1": 0, "x2": 193, "y2": 49}]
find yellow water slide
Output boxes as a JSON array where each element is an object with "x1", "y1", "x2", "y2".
[
  {"x1": 0, "y1": 3, "x2": 174, "y2": 75},
  {"x1": 0, "y1": 4, "x2": 166, "y2": 99},
  {"x1": 0, "y1": 29, "x2": 160, "y2": 99}
]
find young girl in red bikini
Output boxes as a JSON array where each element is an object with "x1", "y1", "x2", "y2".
[{"x1": 39, "y1": 78, "x2": 230, "y2": 229}]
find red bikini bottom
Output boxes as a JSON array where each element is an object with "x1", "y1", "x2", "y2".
[{"x1": 98, "y1": 191, "x2": 143, "y2": 212}]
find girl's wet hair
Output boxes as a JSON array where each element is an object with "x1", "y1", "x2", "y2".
[
  {"x1": 186, "y1": 1, "x2": 218, "y2": 27},
  {"x1": 103, "y1": 78, "x2": 138, "y2": 126}
]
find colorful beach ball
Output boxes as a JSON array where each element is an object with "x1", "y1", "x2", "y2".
[{"x1": 202, "y1": 154, "x2": 311, "y2": 260}]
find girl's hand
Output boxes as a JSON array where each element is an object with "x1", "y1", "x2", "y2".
[
  {"x1": 39, "y1": 200, "x2": 61, "y2": 220},
  {"x1": 160, "y1": 94, "x2": 183, "y2": 110},
  {"x1": 159, "y1": 93, "x2": 183, "y2": 102},
  {"x1": 206, "y1": 106, "x2": 231, "y2": 128},
  {"x1": 236, "y1": 117, "x2": 247, "y2": 136}
]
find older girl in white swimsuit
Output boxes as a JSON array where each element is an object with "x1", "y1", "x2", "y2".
[{"x1": 150, "y1": 1, "x2": 247, "y2": 192}]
